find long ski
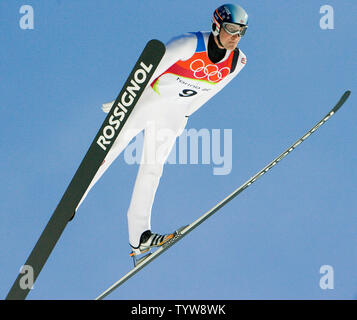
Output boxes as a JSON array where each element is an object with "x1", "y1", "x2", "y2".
[
  {"x1": 95, "y1": 90, "x2": 351, "y2": 300},
  {"x1": 6, "y1": 40, "x2": 166, "y2": 300}
]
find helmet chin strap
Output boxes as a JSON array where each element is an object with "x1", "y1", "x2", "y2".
[{"x1": 212, "y1": 23, "x2": 225, "y2": 49}]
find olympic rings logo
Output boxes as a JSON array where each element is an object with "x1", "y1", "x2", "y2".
[{"x1": 190, "y1": 59, "x2": 230, "y2": 82}]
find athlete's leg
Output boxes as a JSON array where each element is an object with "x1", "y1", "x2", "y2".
[{"x1": 127, "y1": 116, "x2": 188, "y2": 247}]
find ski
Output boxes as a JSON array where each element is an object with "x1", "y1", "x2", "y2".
[
  {"x1": 95, "y1": 90, "x2": 351, "y2": 300},
  {"x1": 6, "y1": 40, "x2": 166, "y2": 300}
]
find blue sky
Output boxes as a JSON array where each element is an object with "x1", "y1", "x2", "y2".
[{"x1": 0, "y1": 0, "x2": 356, "y2": 300}]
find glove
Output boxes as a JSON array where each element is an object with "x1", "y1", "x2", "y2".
[{"x1": 102, "y1": 100, "x2": 115, "y2": 113}]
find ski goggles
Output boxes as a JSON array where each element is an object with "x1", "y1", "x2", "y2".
[{"x1": 222, "y1": 22, "x2": 248, "y2": 36}]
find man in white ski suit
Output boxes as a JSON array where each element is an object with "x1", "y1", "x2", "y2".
[{"x1": 77, "y1": 4, "x2": 248, "y2": 255}]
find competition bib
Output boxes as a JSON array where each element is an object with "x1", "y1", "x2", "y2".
[{"x1": 150, "y1": 32, "x2": 239, "y2": 104}]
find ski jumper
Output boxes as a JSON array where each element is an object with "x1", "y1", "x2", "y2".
[{"x1": 77, "y1": 31, "x2": 247, "y2": 247}]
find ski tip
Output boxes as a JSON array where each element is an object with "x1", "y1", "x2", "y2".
[
  {"x1": 332, "y1": 90, "x2": 351, "y2": 113},
  {"x1": 343, "y1": 90, "x2": 351, "y2": 100}
]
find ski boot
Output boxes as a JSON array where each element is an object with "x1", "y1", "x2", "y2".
[{"x1": 130, "y1": 230, "x2": 175, "y2": 266}]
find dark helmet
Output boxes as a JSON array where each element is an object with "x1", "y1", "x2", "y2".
[{"x1": 212, "y1": 4, "x2": 248, "y2": 37}]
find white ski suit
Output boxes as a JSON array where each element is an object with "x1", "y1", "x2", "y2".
[{"x1": 78, "y1": 31, "x2": 247, "y2": 247}]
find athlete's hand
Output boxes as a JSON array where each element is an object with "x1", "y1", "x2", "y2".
[{"x1": 102, "y1": 100, "x2": 114, "y2": 113}]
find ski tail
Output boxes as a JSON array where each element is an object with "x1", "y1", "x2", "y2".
[{"x1": 6, "y1": 40, "x2": 166, "y2": 300}]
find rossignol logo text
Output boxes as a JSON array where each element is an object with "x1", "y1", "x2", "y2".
[{"x1": 97, "y1": 62, "x2": 153, "y2": 151}]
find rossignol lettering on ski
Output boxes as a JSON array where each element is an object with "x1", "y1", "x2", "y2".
[
  {"x1": 97, "y1": 62, "x2": 154, "y2": 151},
  {"x1": 6, "y1": 40, "x2": 166, "y2": 300}
]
